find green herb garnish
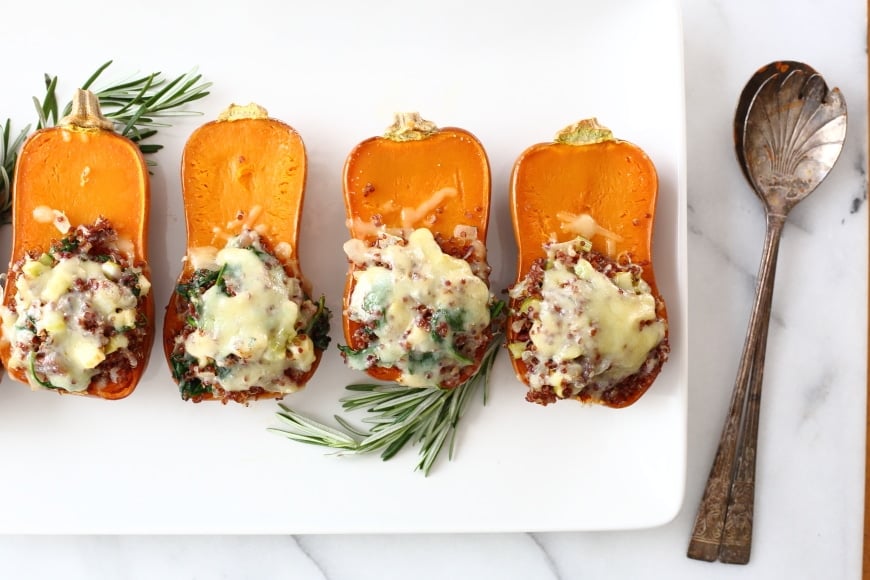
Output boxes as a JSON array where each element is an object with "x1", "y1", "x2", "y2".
[
  {"x1": 1, "y1": 60, "x2": 211, "y2": 223},
  {"x1": 429, "y1": 307, "x2": 466, "y2": 344},
  {"x1": 51, "y1": 236, "x2": 80, "y2": 255},
  {"x1": 170, "y1": 352, "x2": 212, "y2": 401},
  {"x1": 28, "y1": 353, "x2": 58, "y2": 390},
  {"x1": 361, "y1": 285, "x2": 389, "y2": 316},
  {"x1": 304, "y1": 295, "x2": 332, "y2": 351},
  {"x1": 337, "y1": 343, "x2": 375, "y2": 369},
  {"x1": 246, "y1": 245, "x2": 270, "y2": 260},
  {"x1": 0, "y1": 120, "x2": 29, "y2": 219},
  {"x1": 490, "y1": 299, "x2": 506, "y2": 319},
  {"x1": 271, "y1": 335, "x2": 502, "y2": 476},
  {"x1": 175, "y1": 267, "x2": 223, "y2": 301},
  {"x1": 214, "y1": 263, "x2": 229, "y2": 295}
]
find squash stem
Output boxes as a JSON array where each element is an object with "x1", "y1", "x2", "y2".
[
  {"x1": 218, "y1": 103, "x2": 269, "y2": 122},
  {"x1": 59, "y1": 89, "x2": 114, "y2": 131},
  {"x1": 554, "y1": 118, "x2": 614, "y2": 146},
  {"x1": 383, "y1": 112, "x2": 438, "y2": 142}
]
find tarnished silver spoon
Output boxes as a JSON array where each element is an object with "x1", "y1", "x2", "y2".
[{"x1": 687, "y1": 61, "x2": 847, "y2": 564}]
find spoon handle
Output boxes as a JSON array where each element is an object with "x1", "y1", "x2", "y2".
[
  {"x1": 718, "y1": 225, "x2": 779, "y2": 563},
  {"x1": 717, "y1": 345, "x2": 766, "y2": 564},
  {"x1": 688, "y1": 213, "x2": 785, "y2": 563}
]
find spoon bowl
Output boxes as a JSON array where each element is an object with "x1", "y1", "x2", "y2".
[{"x1": 738, "y1": 61, "x2": 847, "y2": 214}]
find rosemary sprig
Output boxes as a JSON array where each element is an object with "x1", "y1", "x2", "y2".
[
  {"x1": 1, "y1": 60, "x2": 211, "y2": 222},
  {"x1": 0, "y1": 119, "x2": 30, "y2": 222},
  {"x1": 271, "y1": 335, "x2": 503, "y2": 476}
]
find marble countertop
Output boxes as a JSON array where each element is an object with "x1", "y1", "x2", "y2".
[{"x1": 0, "y1": 0, "x2": 866, "y2": 578}]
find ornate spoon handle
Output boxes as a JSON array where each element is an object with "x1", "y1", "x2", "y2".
[
  {"x1": 717, "y1": 213, "x2": 784, "y2": 563},
  {"x1": 688, "y1": 213, "x2": 785, "y2": 563}
]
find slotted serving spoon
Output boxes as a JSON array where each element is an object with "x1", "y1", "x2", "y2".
[{"x1": 687, "y1": 61, "x2": 847, "y2": 564}]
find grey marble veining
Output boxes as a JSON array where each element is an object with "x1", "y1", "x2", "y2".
[{"x1": 0, "y1": 0, "x2": 866, "y2": 578}]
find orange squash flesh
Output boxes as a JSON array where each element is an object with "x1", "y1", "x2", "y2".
[
  {"x1": 512, "y1": 122, "x2": 659, "y2": 290},
  {"x1": 163, "y1": 103, "x2": 323, "y2": 402},
  {"x1": 0, "y1": 90, "x2": 152, "y2": 399},
  {"x1": 342, "y1": 113, "x2": 491, "y2": 386},
  {"x1": 508, "y1": 119, "x2": 666, "y2": 407},
  {"x1": 178, "y1": 107, "x2": 306, "y2": 256}
]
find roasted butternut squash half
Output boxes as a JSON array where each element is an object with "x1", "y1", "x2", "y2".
[
  {"x1": 163, "y1": 104, "x2": 330, "y2": 404},
  {"x1": 0, "y1": 90, "x2": 153, "y2": 399},
  {"x1": 340, "y1": 113, "x2": 499, "y2": 389},
  {"x1": 507, "y1": 119, "x2": 669, "y2": 407}
]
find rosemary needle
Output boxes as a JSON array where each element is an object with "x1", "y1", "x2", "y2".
[
  {"x1": 1, "y1": 60, "x2": 211, "y2": 223},
  {"x1": 271, "y1": 335, "x2": 503, "y2": 476},
  {"x1": 0, "y1": 119, "x2": 29, "y2": 220}
]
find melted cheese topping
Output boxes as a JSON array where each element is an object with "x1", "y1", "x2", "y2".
[
  {"x1": 509, "y1": 237, "x2": 665, "y2": 395},
  {"x1": 32, "y1": 205, "x2": 71, "y2": 234},
  {"x1": 533, "y1": 258, "x2": 662, "y2": 377},
  {"x1": 400, "y1": 187, "x2": 458, "y2": 229},
  {"x1": 1, "y1": 251, "x2": 149, "y2": 392},
  {"x1": 209, "y1": 206, "x2": 273, "y2": 249},
  {"x1": 557, "y1": 211, "x2": 621, "y2": 256},
  {"x1": 343, "y1": 228, "x2": 491, "y2": 388},
  {"x1": 178, "y1": 233, "x2": 316, "y2": 394}
]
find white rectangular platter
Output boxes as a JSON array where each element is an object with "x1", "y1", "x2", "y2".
[{"x1": 0, "y1": 0, "x2": 687, "y2": 533}]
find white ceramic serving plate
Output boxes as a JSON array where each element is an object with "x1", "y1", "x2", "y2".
[{"x1": 0, "y1": 0, "x2": 686, "y2": 533}]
